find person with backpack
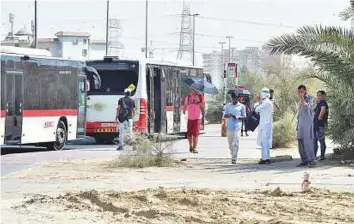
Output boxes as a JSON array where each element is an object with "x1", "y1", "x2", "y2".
[
  {"x1": 183, "y1": 89, "x2": 205, "y2": 153},
  {"x1": 115, "y1": 89, "x2": 135, "y2": 150}
]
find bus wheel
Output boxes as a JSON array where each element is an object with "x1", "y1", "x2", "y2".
[
  {"x1": 47, "y1": 121, "x2": 67, "y2": 151},
  {"x1": 94, "y1": 137, "x2": 106, "y2": 144}
]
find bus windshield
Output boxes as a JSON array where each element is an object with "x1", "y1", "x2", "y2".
[{"x1": 86, "y1": 60, "x2": 139, "y2": 95}]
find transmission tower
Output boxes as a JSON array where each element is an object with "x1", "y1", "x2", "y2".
[
  {"x1": 108, "y1": 19, "x2": 124, "y2": 56},
  {"x1": 177, "y1": 0, "x2": 193, "y2": 63}
]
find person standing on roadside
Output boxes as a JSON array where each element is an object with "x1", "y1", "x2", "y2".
[
  {"x1": 314, "y1": 90, "x2": 329, "y2": 160},
  {"x1": 115, "y1": 89, "x2": 135, "y2": 151},
  {"x1": 255, "y1": 88, "x2": 273, "y2": 164},
  {"x1": 224, "y1": 92, "x2": 246, "y2": 164},
  {"x1": 183, "y1": 89, "x2": 205, "y2": 153},
  {"x1": 296, "y1": 85, "x2": 316, "y2": 167},
  {"x1": 240, "y1": 97, "x2": 250, "y2": 137}
]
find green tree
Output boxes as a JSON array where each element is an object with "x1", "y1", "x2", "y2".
[{"x1": 266, "y1": 2, "x2": 354, "y2": 150}]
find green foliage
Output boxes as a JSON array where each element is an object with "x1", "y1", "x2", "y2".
[
  {"x1": 205, "y1": 91, "x2": 225, "y2": 124},
  {"x1": 272, "y1": 113, "x2": 297, "y2": 148},
  {"x1": 339, "y1": 6, "x2": 354, "y2": 22},
  {"x1": 239, "y1": 66, "x2": 323, "y2": 122},
  {"x1": 331, "y1": 146, "x2": 354, "y2": 160},
  {"x1": 266, "y1": 17, "x2": 354, "y2": 149}
]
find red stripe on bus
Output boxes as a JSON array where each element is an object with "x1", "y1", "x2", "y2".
[
  {"x1": 0, "y1": 110, "x2": 5, "y2": 118},
  {"x1": 165, "y1": 106, "x2": 174, "y2": 111},
  {"x1": 86, "y1": 122, "x2": 117, "y2": 129},
  {"x1": 23, "y1": 109, "x2": 77, "y2": 117}
]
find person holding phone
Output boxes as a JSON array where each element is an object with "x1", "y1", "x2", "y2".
[
  {"x1": 296, "y1": 85, "x2": 316, "y2": 168},
  {"x1": 223, "y1": 92, "x2": 246, "y2": 164}
]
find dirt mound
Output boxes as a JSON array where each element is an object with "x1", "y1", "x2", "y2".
[{"x1": 13, "y1": 188, "x2": 354, "y2": 224}]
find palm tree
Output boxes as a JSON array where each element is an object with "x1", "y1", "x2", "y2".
[
  {"x1": 266, "y1": 1, "x2": 354, "y2": 149},
  {"x1": 339, "y1": 0, "x2": 354, "y2": 21}
]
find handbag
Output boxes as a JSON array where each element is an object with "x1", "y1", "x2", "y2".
[{"x1": 245, "y1": 110, "x2": 260, "y2": 132}]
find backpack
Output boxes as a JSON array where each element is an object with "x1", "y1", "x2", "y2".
[{"x1": 118, "y1": 98, "x2": 129, "y2": 123}]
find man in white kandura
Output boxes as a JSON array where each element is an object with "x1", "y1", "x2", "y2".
[{"x1": 255, "y1": 87, "x2": 274, "y2": 164}]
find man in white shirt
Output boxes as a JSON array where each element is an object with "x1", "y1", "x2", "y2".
[{"x1": 255, "y1": 88, "x2": 274, "y2": 164}]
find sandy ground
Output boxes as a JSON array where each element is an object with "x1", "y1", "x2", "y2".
[{"x1": 2, "y1": 156, "x2": 354, "y2": 224}]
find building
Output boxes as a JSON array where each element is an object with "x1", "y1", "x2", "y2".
[
  {"x1": 36, "y1": 31, "x2": 90, "y2": 60},
  {"x1": 89, "y1": 40, "x2": 106, "y2": 59},
  {"x1": 1, "y1": 26, "x2": 33, "y2": 48},
  {"x1": 202, "y1": 51, "x2": 223, "y2": 88},
  {"x1": 203, "y1": 46, "x2": 264, "y2": 88},
  {"x1": 1, "y1": 30, "x2": 120, "y2": 60}
]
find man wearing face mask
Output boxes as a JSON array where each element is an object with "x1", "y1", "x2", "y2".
[{"x1": 255, "y1": 88, "x2": 273, "y2": 164}]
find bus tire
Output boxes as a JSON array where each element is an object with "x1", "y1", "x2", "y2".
[
  {"x1": 94, "y1": 137, "x2": 107, "y2": 144},
  {"x1": 47, "y1": 121, "x2": 67, "y2": 151}
]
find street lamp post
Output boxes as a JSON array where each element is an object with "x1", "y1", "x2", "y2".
[
  {"x1": 226, "y1": 36, "x2": 233, "y2": 62},
  {"x1": 219, "y1": 41, "x2": 226, "y2": 103},
  {"x1": 190, "y1": 13, "x2": 199, "y2": 66},
  {"x1": 34, "y1": 0, "x2": 37, "y2": 48},
  {"x1": 145, "y1": 0, "x2": 148, "y2": 58},
  {"x1": 105, "y1": 0, "x2": 110, "y2": 56}
]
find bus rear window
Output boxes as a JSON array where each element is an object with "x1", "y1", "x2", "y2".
[{"x1": 86, "y1": 61, "x2": 139, "y2": 95}]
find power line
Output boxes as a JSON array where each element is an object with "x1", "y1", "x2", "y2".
[
  {"x1": 198, "y1": 16, "x2": 298, "y2": 29},
  {"x1": 168, "y1": 32, "x2": 265, "y2": 43},
  {"x1": 194, "y1": 33, "x2": 264, "y2": 43}
]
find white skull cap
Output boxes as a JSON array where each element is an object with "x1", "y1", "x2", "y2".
[{"x1": 261, "y1": 87, "x2": 270, "y2": 99}]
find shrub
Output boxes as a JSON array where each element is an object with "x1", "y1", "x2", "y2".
[
  {"x1": 330, "y1": 146, "x2": 354, "y2": 160},
  {"x1": 103, "y1": 134, "x2": 178, "y2": 168},
  {"x1": 205, "y1": 102, "x2": 224, "y2": 124},
  {"x1": 205, "y1": 90, "x2": 226, "y2": 124},
  {"x1": 272, "y1": 113, "x2": 297, "y2": 148}
]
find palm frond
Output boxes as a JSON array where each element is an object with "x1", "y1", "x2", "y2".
[{"x1": 339, "y1": 6, "x2": 354, "y2": 21}]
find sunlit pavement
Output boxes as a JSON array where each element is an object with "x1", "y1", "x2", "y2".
[{"x1": 1, "y1": 124, "x2": 333, "y2": 175}]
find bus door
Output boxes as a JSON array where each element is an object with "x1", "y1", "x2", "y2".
[
  {"x1": 77, "y1": 74, "x2": 87, "y2": 138},
  {"x1": 147, "y1": 67, "x2": 155, "y2": 133},
  {"x1": 153, "y1": 67, "x2": 163, "y2": 133},
  {"x1": 4, "y1": 56, "x2": 24, "y2": 144},
  {"x1": 146, "y1": 66, "x2": 163, "y2": 133}
]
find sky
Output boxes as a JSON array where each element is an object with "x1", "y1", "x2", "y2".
[{"x1": 1, "y1": 0, "x2": 352, "y2": 65}]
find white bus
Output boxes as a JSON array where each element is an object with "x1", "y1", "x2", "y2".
[
  {"x1": 85, "y1": 57, "x2": 208, "y2": 143},
  {"x1": 0, "y1": 46, "x2": 87, "y2": 150}
]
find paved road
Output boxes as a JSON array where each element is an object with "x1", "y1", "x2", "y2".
[{"x1": 0, "y1": 125, "x2": 329, "y2": 176}]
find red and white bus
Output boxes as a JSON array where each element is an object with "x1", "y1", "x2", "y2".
[
  {"x1": 0, "y1": 46, "x2": 87, "y2": 150},
  {"x1": 85, "y1": 57, "x2": 208, "y2": 143}
]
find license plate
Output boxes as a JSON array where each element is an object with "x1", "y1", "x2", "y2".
[{"x1": 94, "y1": 128, "x2": 117, "y2": 133}]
